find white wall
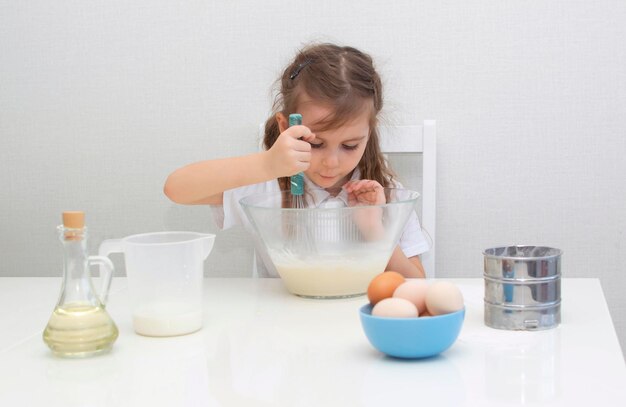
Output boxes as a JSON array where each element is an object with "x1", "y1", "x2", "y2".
[{"x1": 1, "y1": 1, "x2": 625, "y2": 354}]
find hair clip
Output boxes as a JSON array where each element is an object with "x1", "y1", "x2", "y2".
[{"x1": 289, "y1": 59, "x2": 313, "y2": 80}]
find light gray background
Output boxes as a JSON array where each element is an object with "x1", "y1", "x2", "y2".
[{"x1": 1, "y1": 1, "x2": 624, "y2": 354}]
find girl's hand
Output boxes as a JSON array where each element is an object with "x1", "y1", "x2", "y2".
[
  {"x1": 265, "y1": 125, "x2": 316, "y2": 178},
  {"x1": 343, "y1": 180, "x2": 386, "y2": 206},
  {"x1": 343, "y1": 180, "x2": 386, "y2": 240}
]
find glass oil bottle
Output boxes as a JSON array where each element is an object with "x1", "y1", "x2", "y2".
[{"x1": 43, "y1": 211, "x2": 119, "y2": 357}]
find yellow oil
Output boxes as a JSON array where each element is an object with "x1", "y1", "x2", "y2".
[{"x1": 43, "y1": 302, "x2": 118, "y2": 357}]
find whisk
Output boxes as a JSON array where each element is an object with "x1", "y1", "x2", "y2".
[
  {"x1": 285, "y1": 113, "x2": 316, "y2": 255},
  {"x1": 289, "y1": 113, "x2": 306, "y2": 209}
]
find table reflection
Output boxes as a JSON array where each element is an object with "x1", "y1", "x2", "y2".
[
  {"x1": 360, "y1": 352, "x2": 466, "y2": 406},
  {"x1": 485, "y1": 328, "x2": 561, "y2": 404}
]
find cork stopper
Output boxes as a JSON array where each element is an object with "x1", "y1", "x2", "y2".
[{"x1": 62, "y1": 211, "x2": 85, "y2": 229}]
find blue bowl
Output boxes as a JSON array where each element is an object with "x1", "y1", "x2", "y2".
[{"x1": 359, "y1": 304, "x2": 465, "y2": 359}]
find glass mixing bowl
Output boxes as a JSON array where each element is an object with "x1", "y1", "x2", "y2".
[{"x1": 240, "y1": 188, "x2": 420, "y2": 298}]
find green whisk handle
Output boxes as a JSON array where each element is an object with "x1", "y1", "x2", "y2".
[
  {"x1": 291, "y1": 172, "x2": 304, "y2": 196},
  {"x1": 289, "y1": 113, "x2": 304, "y2": 196},
  {"x1": 289, "y1": 113, "x2": 302, "y2": 127}
]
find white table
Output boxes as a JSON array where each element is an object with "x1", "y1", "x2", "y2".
[{"x1": 0, "y1": 278, "x2": 624, "y2": 406}]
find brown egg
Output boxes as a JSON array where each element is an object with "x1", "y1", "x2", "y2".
[{"x1": 367, "y1": 271, "x2": 406, "y2": 305}]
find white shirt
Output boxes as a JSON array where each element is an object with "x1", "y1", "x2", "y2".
[{"x1": 216, "y1": 170, "x2": 430, "y2": 277}]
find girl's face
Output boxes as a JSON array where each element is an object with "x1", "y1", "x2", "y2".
[{"x1": 284, "y1": 101, "x2": 371, "y2": 192}]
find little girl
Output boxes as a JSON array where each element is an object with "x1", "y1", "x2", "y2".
[{"x1": 164, "y1": 43, "x2": 429, "y2": 278}]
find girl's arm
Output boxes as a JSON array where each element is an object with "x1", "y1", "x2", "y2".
[
  {"x1": 164, "y1": 153, "x2": 276, "y2": 205},
  {"x1": 386, "y1": 246, "x2": 426, "y2": 278},
  {"x1": 343, "y1": 180, "x2": 425, "y2": 277},
  {"x1": 164, "y1": 125, "x2": 315, "y2": 205}
]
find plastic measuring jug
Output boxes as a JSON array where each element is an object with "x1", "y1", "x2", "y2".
[{"x1": 99, "y1": 231, "x2": 215, "y2": 337}]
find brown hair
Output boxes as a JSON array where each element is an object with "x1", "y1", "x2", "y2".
[{"x1": 263, "y1": 43, "x2": 395, "y2": 204}]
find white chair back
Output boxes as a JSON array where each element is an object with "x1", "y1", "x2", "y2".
[{"x1": 377, "y1": 121, "x2": 436, "y2": 277}]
